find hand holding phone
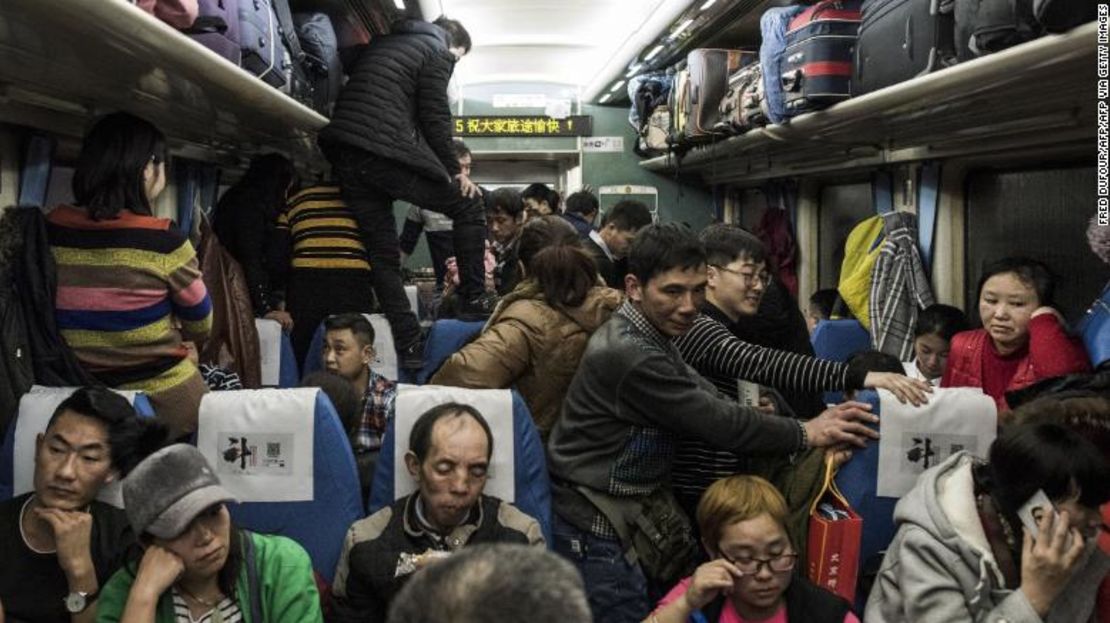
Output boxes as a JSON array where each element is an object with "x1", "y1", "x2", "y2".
[{"x1": 1017, "y1": 489, "x2": 1056, "y2": 541}]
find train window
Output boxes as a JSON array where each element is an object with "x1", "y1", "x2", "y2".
[
  {"x1": 964, "y1": 166, "x2": 1103, "y2": 324},
  {"x1": 818, "y1": 183, "x2": 873, "y2": 288}
]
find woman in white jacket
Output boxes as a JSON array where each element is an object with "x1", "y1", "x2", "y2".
[{"x1": 865, "y1": 395, "x2": 1110, "y2": 622}]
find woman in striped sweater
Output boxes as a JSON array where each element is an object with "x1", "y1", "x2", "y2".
[{"x1": 47, "y1": 112, "x2": 212, "y2": 437}]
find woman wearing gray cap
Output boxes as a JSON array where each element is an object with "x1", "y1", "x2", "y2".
[{"x1": 95, "y1": 444, "x2": 323, "y2": 622}]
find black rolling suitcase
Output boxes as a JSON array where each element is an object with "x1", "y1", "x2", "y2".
[
  {"x1": 780, "y1": 0, "x2": 862, "y2": 118},
  {"x1": 853, "y1": 0, "x2": 956, "y2": 96}
]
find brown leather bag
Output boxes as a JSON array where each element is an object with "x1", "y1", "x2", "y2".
[{"x1": 196, "y1": 215, "x2": 263, "y2": 388}]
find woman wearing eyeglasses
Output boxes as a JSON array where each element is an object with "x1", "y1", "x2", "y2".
[
  {"x1": 46, "y1": 112, "x2": 212, "y2": 438},
  {"x1": 645, "y1": 475, "x2": 857, "y2": 623}
]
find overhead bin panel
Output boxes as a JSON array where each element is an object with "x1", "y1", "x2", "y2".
[{"x1": 0, "y1": 0, "x2": 327, "y2": 167}]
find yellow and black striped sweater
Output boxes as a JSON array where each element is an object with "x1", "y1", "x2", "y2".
[{"x1": 282, "y1": 185, "x2": 372, "y2": 272}]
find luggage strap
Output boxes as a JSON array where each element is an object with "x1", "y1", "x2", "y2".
[{"x1": 574, "y1": 485, "x2": 641, "y2": 567}]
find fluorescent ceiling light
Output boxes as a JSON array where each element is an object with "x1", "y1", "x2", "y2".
[
  {"x1": 625, "y1": 64, "x2": 643, "y2": 77},
  {"x1": 699, "y1": 0, "x2": 718, "y2": 10},
  {"x1": 609, "y1": 80, "x2": 625, "y2": 93},
  {"x1": 599, "y1": 93, "x2": 612, "y2": 103},
  {"x1": 669, "y1": 19, "x2": 694, "y2": 40},
  {"x1": 393, "y1": 0, "x2": 406, "y2": 9},
  {"x1": 644, "y1": 44, "x2": 665, "y2": 61}
]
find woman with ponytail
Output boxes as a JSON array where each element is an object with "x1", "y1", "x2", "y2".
[{"x1": 431, "y1": 216, "x2": 623, "y2": 439}]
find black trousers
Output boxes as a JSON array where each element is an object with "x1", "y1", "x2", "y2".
[
  {"x1": 286, "y1": 268, "x2": 375, "y2": 371},
  {"x1": 328, "y1": 147, "x2": 486, "y2": 350}
]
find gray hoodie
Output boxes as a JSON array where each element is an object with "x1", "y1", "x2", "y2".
[{"x1": 864, "y1": 452, "x2": 1109, "y2": 622}]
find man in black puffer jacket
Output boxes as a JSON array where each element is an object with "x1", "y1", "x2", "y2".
[{"x1": 319, "y1": 17, "x2": 491, "y2": 369}]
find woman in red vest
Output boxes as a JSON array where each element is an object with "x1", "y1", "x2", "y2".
[{"x1": 942, "y1": 257, "x2": 1090, "y2": 415}]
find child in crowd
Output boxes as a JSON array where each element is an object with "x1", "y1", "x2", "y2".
[{"x1": 902, "y1": 304, "x2": 969, "y2": 387}]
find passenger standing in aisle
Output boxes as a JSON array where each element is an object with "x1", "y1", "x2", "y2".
[
  {"x1": 583, "y1": 200, "x2": 653, "y2": 289},
  {"x1": 211, "y1": 153, "x2": 296, "y2": 332},
  {"x1": 521, "y1": 183, "x2": 561, "y2": 219},
  {"x1": 562, "y1": 190, "x2": 599, "y2": 238},
  {"x1": 319, "y1": 16, "x2": 492, "y2": 371},
  {"x1": 282, "y1": 184, "x2": 375, "y2": 367},
  {"x1": 47, "y1": 112, "x2": 212, "y2": 437},
  {"x1": 399, "y1": 139, "x2": 474, "y2": 290},
  {"x1": 547, "y1": 224, "x2": 880, "y2": 623}
]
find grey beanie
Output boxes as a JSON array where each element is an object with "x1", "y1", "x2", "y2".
[{"x1": 123, "y1": 444, "x2": 238, "y2": 539}]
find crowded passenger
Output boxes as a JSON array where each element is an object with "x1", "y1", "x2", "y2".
[
  {"x1": 212, "y1": 153, "x2": 297, "y2": 332},
  {"x1": 903, "y1": 303, "x2": 970, "y2": 386},
  {"x1": 805, "y1": 288, "x2": 838, "y2": 335},
  {"x1": 584, "y1": 199, "x2": 654, "y2": 289},
  {"x1": 399, "y1": 138, "x2": 474, "y2": 290},
  {"x1": 388, "y1": 544, "x2": 592, "y2": 623},
  {"x1": 47, "y1": 112, "x2": 212, "y2": 437},
  {"x1": 0, "y1": 387, "x2": 166, "y2": 623},
  {"x1": 563, "y1": 190, "x2": 600, "y2": 238},
  {"x1": 330, "y1": 403, "x2": 544, "y2": 623},
  {"x1": 282, "y1": 184, "x2": 375, "y2": 368},
  {"x1": 320, "y1": 15, "x2": 492, "y2": 373},
  {"x1": 182, "y1": 338, "x2": 243, "y2": 392},
  {"x1": 647, "y1": 475, "x2": 857, "y2": 623},
  {"x1": 521, "y1": 183, "x2": 561, "y2": 219},
  {"x1": 671, "y1": 225, "x2": 930, "y2": 519},
  {"x1": 321, "y1": 314, "x2": 396, "y2": 494},
  {"x1": 942, "y1": 257, "x2": 1091, "y2": 413},
  {"x1": 486, "y1": 187, "x2": 525, "y2": 296},
  {"x1": 865, "y1": 395, "x2": 1110, "y2": 622},
  {"x1": 96, "y1": 444, "x2": 323, "y2": 622},
  {"x1": 431, "y1": 216, "x2": 623, "y2": 439},
  {"x1": 546, "y1": 224, "x2": 880, "y2": 622}
]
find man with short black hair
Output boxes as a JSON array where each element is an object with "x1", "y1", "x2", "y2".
[
  {"x1": 486, "y1": 188, "x2": 525, "y2": 295},
  {"x1": 322, "y1": 313, "x2": 397, "y2": 493},
  {"x1": 388, "y1": 543, "x2": 591, "y2": 623},
  {"x1": 331, "y1": 403, "x2": 544, "y2": 623},
  {"x1": 585, "y1": 200, "x2": 654, "y2": 288},
  {"x1": 547, "y1": 224, "x2": 881, "y2": 622},
  {"x1": 563, "y1": 190, "x2": 599, "y2": 238},
  {"x1": 0, "y1": 387, "x2": 165, "y2": 623},
  {"x1": 521, "y1": 183, "x2": 561, "y2": 219},
  {"x1": 321, "y1": 15, "x2": 493, "y2": 371}
]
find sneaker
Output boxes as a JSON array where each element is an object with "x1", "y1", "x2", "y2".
[
  {"x1": 457, "y1": 291, "x2": 499, "y2": 321},
  {"x1": 398, "y1": 338, "x2": 425, "y2": 371}
]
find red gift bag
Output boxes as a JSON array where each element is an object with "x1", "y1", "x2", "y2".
[{"x1": 807, "y1": 454, "x2": 863, "y2": 602}]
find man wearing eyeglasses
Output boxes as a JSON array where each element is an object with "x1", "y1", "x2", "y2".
[
  {"x1": 671, "y1": 225, "x2": 931, "y2": 524},
  {"x1": 547, "y1": 224, "x2": 884, "y2": 623}
]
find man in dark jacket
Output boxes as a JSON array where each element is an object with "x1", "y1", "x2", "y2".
[
  {"x1": 319, "y1": 17, "x2": 491, "y2": 369},
  {"x1": 546, "y1": 224, "x2": 880, "y2": 623},
  {"x1": 330, "y1": 402, "x2": 544, "y2": 622},
  {"x1": 562, "y1": 190, "x2": 598, "y2": 238},
  {"x1": 583, "y1": 199, "x2": 653, "y2": 288}
]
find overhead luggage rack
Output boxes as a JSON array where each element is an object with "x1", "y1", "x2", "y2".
[
  {"x1": 641, "y1": 21, "x2": 1097, "y2": 185},
  {"x1": 0, "y1": 0, "x2": 328, "y2": 167}
]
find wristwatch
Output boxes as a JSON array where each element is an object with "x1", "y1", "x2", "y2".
[{"x1": 64, "y1": 589, "x2": 98, "y2": 614}]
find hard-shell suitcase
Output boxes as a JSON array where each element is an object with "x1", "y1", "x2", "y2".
[
  {"x1": 669, "y1": 68, "x2": 691, "y2": 146},
  {"x1": 781, "y1": 0, "x2": 862, "y2": 117},
  {"x1": 238, "y1": 0, "x2": 288, "y2": 88},
  {"x1": 854, "y1": 0, "x2": 956, "y2": 96},
  {"x1": 684, "y1": 49, "x2": 756, "y2": 139},
  {"x1": 185, "y1": 0, "x2": 241, "y2": 66},
  {"x1": 719, "y1": 62, "x2": 772, "y2": 133}
]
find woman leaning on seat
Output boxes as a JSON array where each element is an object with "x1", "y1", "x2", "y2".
[
  {"x1": 96, "y1": 444, "x2": 323, "y2": 623},
  {"x1": 47, "y1": 112, "x2": 212, "y2": 437},
  {"x1": 431, "y1": 215, "x2": 623, "y2": 439},
  {"x1": 941, "y1": 257, "x2": 1091, "y2": 414}
]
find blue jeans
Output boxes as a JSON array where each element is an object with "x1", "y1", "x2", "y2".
[{"x1": 553, "y1": 514, "x2": 650, "y2": 623}]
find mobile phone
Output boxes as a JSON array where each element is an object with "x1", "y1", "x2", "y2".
[{"x1": 1017, "y1": 489, "x2": 1057, "y2": 540}]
